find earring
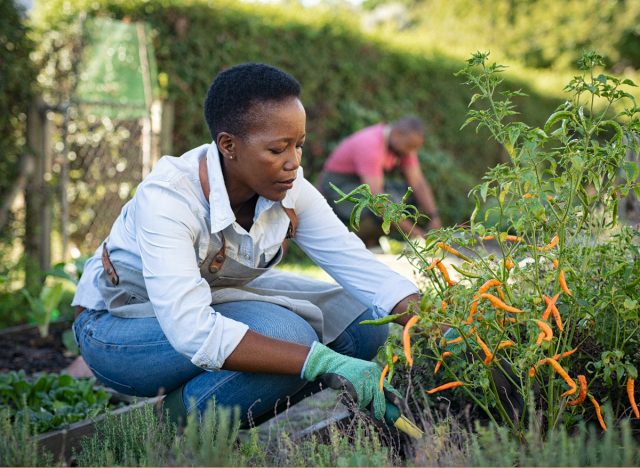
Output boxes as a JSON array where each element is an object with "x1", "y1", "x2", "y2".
[{"x1": 229, "y1": 155, "x2": 234, "y2": 160}]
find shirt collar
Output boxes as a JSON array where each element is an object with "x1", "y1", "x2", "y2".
[
  {"x1": 205, "y1": 143, "x2": 236, "y2": 233},
  {"x1": 204, "y1": 143, "x2": 301, "y2": 233}
]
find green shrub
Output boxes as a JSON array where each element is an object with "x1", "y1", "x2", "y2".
[{"x1": 0, "y1": 0, "x2": 36, "y2": 221}]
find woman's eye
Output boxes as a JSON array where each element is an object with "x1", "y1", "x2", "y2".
[{"x1": 269, "y1": 147, "x2": 286, "y2": 154}]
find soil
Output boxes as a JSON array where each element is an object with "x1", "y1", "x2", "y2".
[{"x1": 0, "y1": 320, "x2": 76, "y2": 374}]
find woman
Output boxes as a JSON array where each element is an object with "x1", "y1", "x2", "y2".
[{"x1": 72, "y1": 63, "x2": 421, "y2": 426}]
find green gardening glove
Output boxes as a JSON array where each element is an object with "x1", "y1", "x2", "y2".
[{"x1": 302, "y1": 342, "x2": 401, "y2": 420}]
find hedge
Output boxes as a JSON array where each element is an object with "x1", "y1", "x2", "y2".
[{"x1": 32, "y1": 0, "x2": 561, "y2": 225}]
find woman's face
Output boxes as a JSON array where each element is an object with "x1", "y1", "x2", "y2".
[{"x1": 219, "y1": 97, "x2": 306, "y2": 203}]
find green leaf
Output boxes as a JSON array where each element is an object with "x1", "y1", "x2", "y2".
[{"x1": 623, "y1": 161, "x2": 639, "y2": 184}]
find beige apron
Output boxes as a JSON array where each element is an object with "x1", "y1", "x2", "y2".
[{"x1": 97, "y1": 210, "x2": 368, "y2": 345}]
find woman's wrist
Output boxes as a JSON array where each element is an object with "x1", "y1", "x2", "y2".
[{"x1": 391, "y1": 293, "x2": 421, "y2": 325}]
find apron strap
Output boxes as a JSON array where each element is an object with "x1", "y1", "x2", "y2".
[
  {"x1": 208, "y1": 234, "x2": 227, "y2": 273},
  {"x1": 101, "y1": 242, "x2": 120, "y2": 286},
  {"x1": 284, "y1": 207, "x2": 297, "y2": 238}
]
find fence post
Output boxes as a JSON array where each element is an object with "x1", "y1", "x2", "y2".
[
  {"x1": 24, "y1": 96, "x2": 52, "y2": 295},
  {"x1": 160, "y1": 100, "x2": 174, "y2": 157}
]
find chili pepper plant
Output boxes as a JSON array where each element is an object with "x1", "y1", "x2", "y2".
[{"x1": 334, "y1": 51, "x2": 640, "y2": 438}]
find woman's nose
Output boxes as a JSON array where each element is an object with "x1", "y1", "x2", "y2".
[{"x1": 283, "y1": 147, "x2": 301, "y2": 171}]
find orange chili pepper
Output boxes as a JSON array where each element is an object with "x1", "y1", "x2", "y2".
[
  {"x1": 542, "y1": 293, "x2": 560, "y2": 320},
  {"x1": 436, "y1": 242, "x2": 472, "y2": 261},
  {"x1": 529, "y1": 367, "x2": 536, "y2": 378},
  {"x1": 523, "y1": 193, "x2": 535, "y2": 199},
  {"x1": 433, "y1": 351, "x2": 452, "y2": 375},
  {"x1": 481, "y1": 235, "x2": 495, "y2": 241},
  {"x1": 505, "y1": 235, "x2": 523, "y2": 242},
  {"x1": 425, "y1": 258, "x2": 440, "y2": 271},
  {"x1": 535, "y1": 320, "x2": 553, "y2": 342},
  {"x1": 403, "y1": 315, "x2": 420, "y2": 368},
  {"x1": 559, "y1": 270, "x2": 573, "y2": 296},
  {"x1": 628, "y1": 377, "x2": 639, "y2": 419},
  {"x1": 475, "y1": 333, "x2": 493, "y2": 364},
  {"x1": 546, "y1": 194, "x2": 554, "y2": 201},
  {"x1": 590, "y1": 396, "x2": 607, "y2": 431},
  {"x1": 539, "y1": 234, "x2": 559, "y2": 252},
  {"x1": 535, "y1": 332, "x2": 546, "y2": 346},
  {"x1": 379, "y1": 355, "x2": 399, "y2": 392},
  {"x1": 496, "y1": 286, "x2": 506, "y2": 302},
  {"x1": 552, "y1": 258, "x2": 559, "y2": 269},
  {"x1": 550, "y1": 348, "x2": 578, "y2": 361},
  {"x1": 567, "y1": 375, "x2": 587, "y2": 406},
  {"x1": 504, "y1": 257, "x2": 515, "y2": 270},
  {"x1": 530, "y1": 348, "x2": 578, "y2": 374},
  {"x1": 436, "y1": 261, "x2": 457, "y2": 287},
  {"x1": 426, "y1": 381, "x2": 464, "y2": 394},
  {"x1": 497, "y1": 340, "x2": 515, "y2": 350},
  {"x1": 504, "y1": 317, "x2": 517, "y2": 324},
  {"x1": 465, "y1": 300, "x2": 479, "y2": 325},
  {"x1": 480, "y1": 293, "x2": 524, "y2": 313},
  {"x1": 445, "y1": 336, "x2": 462, "y2": 345},
  {"x1": 541, "y1": 358, "x2": 577, "y2": 397},
  {"x1": 551, "y1": 305, "x2": 564, "y2": 332},
  {"x1": 477, "y1": 278, "x2": 502, "y2": 295},
  {"x1": 441, "y1": 301, "x2": 448, "y2": 311}
]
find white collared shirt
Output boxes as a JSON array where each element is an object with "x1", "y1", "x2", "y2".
[{"x1": 72, "y1": 143, "x2": 419, "y2": 369}]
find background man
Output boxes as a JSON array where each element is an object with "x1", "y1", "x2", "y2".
[{"x1": 319, "y1": 116, "x2": 441, "y2": 247}]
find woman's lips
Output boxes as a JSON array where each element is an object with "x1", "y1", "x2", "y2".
[{"x1": 276, "y1": 178, "x2": 295, "y2": 189}]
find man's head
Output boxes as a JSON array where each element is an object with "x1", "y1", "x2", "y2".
[
  {"x1": 388, "y1": 116, "x2": 425, "y2": 158},
  {"x1": 204, "y1": 63, "x2": 302, "y2": 140}
]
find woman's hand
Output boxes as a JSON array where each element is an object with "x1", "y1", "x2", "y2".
[{"x1": 301, "y1": 342, "x2": 401, "y2": 420}]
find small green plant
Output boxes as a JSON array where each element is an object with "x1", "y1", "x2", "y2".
[
  {"x1": 0, "y1": 371, "x2": 111, "y2": 434},
  {"x1": 20, "y1": 259, "x2": 83, "y2": 337},
  {"x1": 0, "y1": 409, "x2": 53, "y2": 466},
  {"x1": 21, "y1": 282, "x2": 65, "y2": 338}
]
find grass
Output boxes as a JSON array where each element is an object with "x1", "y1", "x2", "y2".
[{"x1": 6, "y1": 393, "x2": 637, "y2": 467}]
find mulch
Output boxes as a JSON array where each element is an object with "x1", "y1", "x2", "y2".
[{"x1": 0, "y1": 320, "x2": 76, "y2": 374}]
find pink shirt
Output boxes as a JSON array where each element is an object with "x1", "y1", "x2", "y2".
[{"x1": 323, "y1": 124, "x2": 419, "y2": 178}]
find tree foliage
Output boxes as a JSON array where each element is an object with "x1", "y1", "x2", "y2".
[{"x1": 363, "y1": 0, "x2": 640, "y2": 72}]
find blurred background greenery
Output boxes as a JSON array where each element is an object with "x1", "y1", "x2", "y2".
[{"x1": 2, "y1": 0, "x2": 639, "y2": 327}]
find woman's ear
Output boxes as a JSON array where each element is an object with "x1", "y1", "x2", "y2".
[{"x1": 217, "y1": 132, "x2": 236, "y2": 160}]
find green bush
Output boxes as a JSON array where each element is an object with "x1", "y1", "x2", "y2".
[
  {"x1": 0, "y1": 0, "x2": 36, "y2": 226},
  {"x1": 32, "y1": 0, "x2": 561, "y2": 225}
]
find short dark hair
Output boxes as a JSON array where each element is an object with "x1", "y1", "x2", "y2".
[
  {"x1": 392, "y1": 116, "x2": 425, "y2": 135},
  {"x1": 204, "y1": 63, "x2": 301, "y2": 140}
]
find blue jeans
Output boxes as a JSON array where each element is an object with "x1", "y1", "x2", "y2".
[{"x1": 73, "y1": 301, "x2": 388, "y2": 425}]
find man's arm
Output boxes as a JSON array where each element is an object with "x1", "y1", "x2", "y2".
[{"x1": 403, "y1": 166, "x2": 441, "y2": 229}]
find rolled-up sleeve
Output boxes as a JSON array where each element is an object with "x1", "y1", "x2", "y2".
[
  {"x1": 291, "y1": 178, "x2": 419, "y2": 318},
  {"x1": 134, "y1": 182, "x2": 248, "y2": 370}
]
